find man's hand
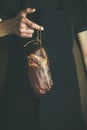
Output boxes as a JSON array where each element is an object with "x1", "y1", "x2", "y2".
[
  {"x1": 10, "y1": 8, "x2": 44, "y2": 38},
  {"x1": 0, "y1": 8, "x2": 44, "y2": 38}
]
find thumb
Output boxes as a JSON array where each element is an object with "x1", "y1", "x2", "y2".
[{"x1": 22, "y1": 8, "x2": 36, "y2": 17}]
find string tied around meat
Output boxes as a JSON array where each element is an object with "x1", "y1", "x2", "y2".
[
  {"x1": 24, "y1": 27, "x2": 53, "y2": 96},
  {"x1": 24, "y1": 27, "x2": 42, "y2": 48}
]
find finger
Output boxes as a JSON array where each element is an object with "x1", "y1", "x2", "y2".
[
  {"x1": 26, "y1": 29, "x2": 34, "y2": 34},
  {"x1": 20, "y1": 23, "x2": 27, "y2": 28},
  {"x1": 20, "y1": 27, "x2": 34, "y2": 34},
  {"x1": 21, "y1": 8, "x2": 36, "y2": 17},
  {"x1": 20, "y1": 33, "x2": 33, "y2": 38},
  {"x1": 25, "y1": 18, "x2": 44, "y2": 31}
]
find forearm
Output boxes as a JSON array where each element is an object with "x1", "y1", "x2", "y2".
[
  {"x1": 0, "y1": 19, "x2": 13, "y2": 37},
  {"x1": 84, "y1": 57, "x2": 87, "y2": 70},
  {"x1": 77, "y1": 31, "x2": 87, "y2": 79},
  {"x1": 83, "y1": 56, "x2": 87, "y2": 79}
]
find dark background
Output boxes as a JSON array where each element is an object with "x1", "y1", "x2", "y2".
[{"x1": 0, "y1": 0, "x2": 87, "y2": 129}]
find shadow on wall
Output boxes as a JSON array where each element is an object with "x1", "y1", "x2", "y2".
[{"x1": 73, "y1": 41, "x2": 87, "y2": 129}]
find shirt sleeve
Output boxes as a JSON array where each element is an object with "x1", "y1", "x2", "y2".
[{"x1": 75, "y1": 0, "x2": 87, "y2": 33}]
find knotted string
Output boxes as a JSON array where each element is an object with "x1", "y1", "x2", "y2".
[{"x1": 24, "y1": 28, "x2": 42, "y2": 48}]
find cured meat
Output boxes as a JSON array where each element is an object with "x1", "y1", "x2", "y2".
[{"x1": 27, "y1": 47, "x2": 53, "y2": 96}]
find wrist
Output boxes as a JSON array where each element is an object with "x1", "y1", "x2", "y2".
[
  {"x1": 6, "y1": 19, "x2": 14, "y2": 35},
  {"x1": 0, "y1": 19, "x2": 14, "y2": 37}
]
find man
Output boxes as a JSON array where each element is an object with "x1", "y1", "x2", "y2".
[{"x1": 0, "y1": 0, "x2": 87, "y2": 130}]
